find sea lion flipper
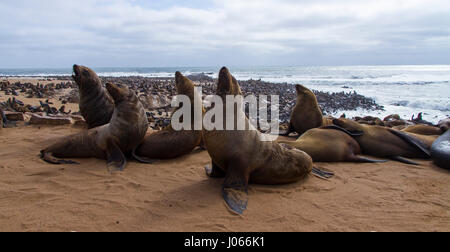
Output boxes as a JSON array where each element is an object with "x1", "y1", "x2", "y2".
[
  {"x1": 205, "y1": 162, "x2": 226, "y2": 178},
  {"x1": 352, "y1": 155, "x2": 388, "y2": 163},
  {"x1": 222, "y1": 166, "x2": 249, "y2": 215},
  {"x1": 388, "y1": 129, "x2": 431, "y2": 158},
  {"x1": 311, "y1": 166, "x2": 335, "y2": 179},
  {"x1": 131, "y1": 147, "x2": 156, "y2": 164},
  {"x1": 320, "y1": 125, "x2": 364, "y2": 136},
  {"x1": 106, "y1": 141, "x2": 127, "y2": 172},
  {"x1": 390, "y1": 156, "x2": 419, "y2": 165},
  {"x1": 40, "y1": 151, "x2": 79, "y2": 165}
]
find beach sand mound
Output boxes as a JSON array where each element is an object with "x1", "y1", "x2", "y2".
[{"x1": 0, "y1": 125, "x2": 449, "y2": 232}]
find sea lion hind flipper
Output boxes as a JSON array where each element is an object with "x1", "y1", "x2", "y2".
[
  {"x1": 320, "y1": 125, "x2": 364, "y2": 136},
  {"x1": 40, "y1": 151, "x2": 79, "y2": 165},
  {"x1": 388, "y1": 129, "x2": 431, "y2": 158},
  {"x1": 311, "y1": 166, "x2": 334, "y2": 179},
  {"x1": 390, "y1": 156, "x2": 419, "y2": 165},
  {"x1": 222, "y1": 166, "x2": 249, "y2": 215},
  {"x1": 106, "y1": 141, "x2": 127, "y2": 172},
  {"x1": 352, "y1": 155, "x2": 388, "y2": 163},
  {"x1": 131, "y1": 148, "x2": 156, "y2": 164},
  {"x1": 205, "y1": 162, "x2": 226, "y2": 178}
]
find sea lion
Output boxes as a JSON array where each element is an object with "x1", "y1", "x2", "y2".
[
  {"x1": 331, "y1": 118, "x2": 431, "y2": 165},
  {"x1": 132, "y1": 72, "x2": 204, "y2": 162},
  {"x1": 431, "y1": 130, "x2": 450, "y2": 170},
  {"x1": 281, "y1": 84, "x2": 324, "y2": 136},
  {"x1": 72, "y1": 64, "x2": 114, "y2": 129},
  {"x1": 40, "y1": 83, "x2": 148, "y2": 172},
  {"x1": 203, "y1": 67, "x2": 323, "y2": 215},
  {"x1": 438, "y1": 118, "x2": 450, "y2": 132},
  {"x1": 401, "y1": 124, "x2": 443, "y2": 136},
  {"x1": 0, "y1": 108, "x2": 5, "y2": 128},
  {"x1": 278, "y1": 128, "x2": 386, "y2": 163}
]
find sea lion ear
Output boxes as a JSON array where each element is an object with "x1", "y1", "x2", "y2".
[{"x1": 217, "y1": 67, "x2": 233, "y2": 95}]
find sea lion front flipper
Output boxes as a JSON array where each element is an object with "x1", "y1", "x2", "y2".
[
  {"x1": 311, "y1": 166, "x2": 335, "y2": 179},
  {"x1": 40, "y1": 151, "x2": 80, "y2": 165},
  {"x1": 106, "y1": 141, "x2": 127, "y2": 172},
  {"x1": 320, "y1": 125, "x2": 364, "y2": 136},
  {"x1": 205, "y1": 162, "x2": 226, "y2": 178},
  {"x1": 387, "y1": 129, "x2": 431, "y2": 158},
  {"x1": 352, "y1": 155, "x2": 388, "y2": 163},
  {"x1": 222, "y1": 166, "x2": 249, "y2": 215},
  {"x1": 390, "y1": 156, "x2": 419, "y2": 165}
]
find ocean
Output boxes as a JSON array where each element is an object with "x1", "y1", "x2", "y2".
[{"x1": 1, "y1": 65, "x2": 449, "y2": 124}]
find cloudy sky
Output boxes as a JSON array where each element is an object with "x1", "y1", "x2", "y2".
[{"x1": 1, "y1": 0, "x2": 450, "y2": 68}]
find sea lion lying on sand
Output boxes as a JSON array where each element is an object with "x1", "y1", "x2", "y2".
[
  {"x1": 331, "y1": 118, "x2": 431, "y2": 165},
  {"x1": 0, "y1": 108, "x2": 6, "y2": 128},
  {"x1": 202, "y1": 67, "x2": 330, "y2": 215},
  {"x1": 279, "y1": 127, "x2": 386, "y2": 163},
  {"x1": 402, "y1": 124, "x2": 443, "y2": 136},
  {"x1": 133, "y1": 72, "x2": 204, "y2": 162},
  {"x1": 40, "y1": 83, "x2": 148, "y2": 172},
  {"x1": 72, "y1": 64, "x2": 114, "y2": 129}
]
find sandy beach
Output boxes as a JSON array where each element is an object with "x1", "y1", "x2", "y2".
[{"x1": 1, "y1": 124, "x2": 449, "y2": 232}]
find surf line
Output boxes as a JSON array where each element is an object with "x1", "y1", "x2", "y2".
[{"x1": 184, "y1": 236, "x2": 219, "y2": 250}]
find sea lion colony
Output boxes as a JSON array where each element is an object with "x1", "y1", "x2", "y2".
[{"x1": 1, "y1": 65, "x2": 449, "y2": 215}]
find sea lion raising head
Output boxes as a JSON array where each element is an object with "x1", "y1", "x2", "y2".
[
  {"x1": 281, "y1": 84, "x2": 324, "y2": 136},
  {"x1": 40, "y1": 83, "x2": 148, "y2": 172},
  {"x1": 72, "y1": 64, "x2": 114, "y2": 129},
  {"x1": 202, "y1": 67, "x2": 318, "y2": 214},
  {"x1": 132, "y1": 72, "x2": 204, "y2": 162}
]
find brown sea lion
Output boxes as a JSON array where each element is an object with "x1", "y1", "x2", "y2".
[
  {"x1": 203, "y1": 67, "x2": 323, "y2": 215},
  {"x1": 331, "y1": 118, "x2": 431, "y2": 165},
  {"x1": 431, "y1": 130, "x2": 450, "y2": 170},
  {"x1": 0, "y1": 108, "x2": 5, "y2": 128},
  {"x1": 278, "y1": 128, "x2": 386, "y2": 163},
  {"x1": 132, "y1": 72, "x2": 204, "y2": 162},
  {"x1": 401, "y1": 124, "x2": 443, "y2": 136},
  {"x1": 72, "y1": 65, "x2": 114, "y2": 129},
  {"x1": 281, "y1": 84, "x2": 324, "y2": 136},
  {"x1": 40, "y1": 83, "x2": 148, "y2": 172}
]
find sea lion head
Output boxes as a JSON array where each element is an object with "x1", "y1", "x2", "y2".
[
  {"x1": 333, "y1": 118, "x2": 365, "y2": 134},
  {"x1": 175, "y1": 71, "x2": 195, "y2": 99},
  {"x1": 105, "y1": 83, "x2": 131, "y2": 105},
  {"x1": 295, "y1": 84, "x2": 317, "y2": 103},
  {"x1": 217, "y1": 67, "x2": 242, "y2": 96},
  {"x1": 72, "y1": 64, "x2": 101, "y2": 89}
]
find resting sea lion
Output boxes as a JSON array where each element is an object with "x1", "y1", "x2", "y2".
[
  {"x1": 401, "y1": 124, "x2": 443, "y2": 136},
  {"x1": 281, "y1": 84, "x2": 324, "y2": 136},
  {"x1": 431, "y1": 130, "x2": 450, "y2": 170},
  {"x1": 331, "y1": 118, "x2": 431, "y2": 165},
  {"x1": 133, "y1": 72, "x2": 204, "y2": 162},
  {"x1": 40, "y1": 83, "x2": 148, "y2": 172},
  {"x1": 278, "y1": 128, "x2": 386, "y2": 163},
  {"x1": 203, "y1": 67, "x2": 325, "y2": 215},
  {"x1": 72, "y1": 64, "x2": 114, "y2": 129}
]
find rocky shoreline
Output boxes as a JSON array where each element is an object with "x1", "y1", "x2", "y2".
[{"x1": 0, "y1": 75, "x2": 431, "y2": 130}]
